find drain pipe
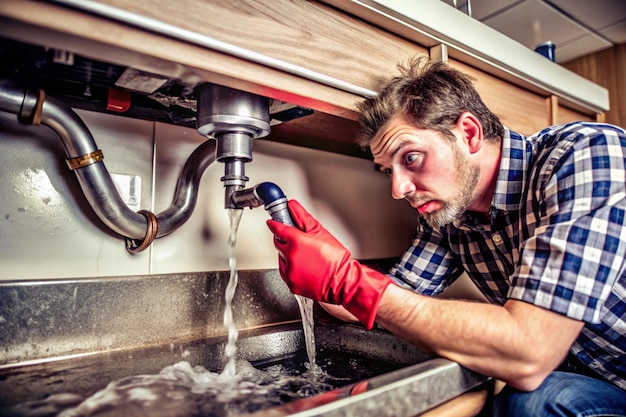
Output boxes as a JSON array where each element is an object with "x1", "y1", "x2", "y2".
[
  {"x1": 0, "y1": 79, "x2": 216, "y2": 252},
  {"x1": 231, "y1": 182, "x2": 295, "y2": 227}
]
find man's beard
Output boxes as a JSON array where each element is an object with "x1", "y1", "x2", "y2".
[{"x1": 420, "y1": 144, "x2": 480, "y2": 229}]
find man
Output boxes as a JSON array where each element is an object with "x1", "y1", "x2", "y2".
[{"x1": 266, "y1": 56, "x2": 626, "y2": 415}]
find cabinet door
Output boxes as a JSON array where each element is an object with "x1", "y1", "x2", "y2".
[
  {"x1": 557, "y1": 104, "x2": 597, "y2": 124},
  {"x1": 547, "y1": 96, "x2": 598, "y2": 125},
  {"x1": 449, "y1": 59, "x2": 549, "y2": 135}
]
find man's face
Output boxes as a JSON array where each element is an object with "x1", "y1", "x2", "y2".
[{"x1": 370, "y1": 116, "x2": 480, "y2": 229}]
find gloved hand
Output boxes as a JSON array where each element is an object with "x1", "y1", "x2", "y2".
[{"x1": 266, "y1": 200, "x2": 393, "y2": 329}]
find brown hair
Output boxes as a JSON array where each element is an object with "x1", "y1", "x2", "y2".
[{"x1": 356, "y1": 56, "x2": 504, "y2": 148}]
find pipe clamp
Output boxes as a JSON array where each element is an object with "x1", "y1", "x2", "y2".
[
  {"x1": 126, "y1": 210, "x2": 158, "y2": 253},
  {"x1": 66, "y1": 150, "x2": 104, "y2": 170}
]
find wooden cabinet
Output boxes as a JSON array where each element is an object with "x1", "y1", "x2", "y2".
[
  {"x1": 0, "y1": 0, "x2": 606, "y2": 155},
  {"x1": 449, "y1": 59, "x2": 549, "y2": 135},
  {"x1": 564, "y1": 43, "x2": 626, "y2": 128},
  {"x1": 0, "y1": 0, "x2": 426, "y2": 122},
  {"x1": 448, "y1": 58, "x2": 601, "y2": 135},
  {"x1": 555, "y1": 104, "x2": 597, "y2": 124},
  {"x1": 548, "y1": 96, "x2": 598, "y2": 125},
  {"x1": 0, "y1": 0, "x2": 430, "y2": 157}
]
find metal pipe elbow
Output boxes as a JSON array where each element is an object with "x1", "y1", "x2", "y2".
[
  {"x1": 0, "y1": 80, "x2": 217, "y2": 251},
  {"x1": 231, "y1": 182, "x2": 295, "y2": 227}
]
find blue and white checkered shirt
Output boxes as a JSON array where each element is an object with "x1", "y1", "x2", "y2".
[{"x1": 389, "y1": 122, "x2": 626, "y2": 390}]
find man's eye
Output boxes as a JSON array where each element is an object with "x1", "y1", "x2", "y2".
[{"x1": 405, "y1": 153, "x2": 420, "y2": 165}]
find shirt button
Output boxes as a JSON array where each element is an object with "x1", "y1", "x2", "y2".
[{"x1": 492, "y1": 234, "x2": 503, "y2": 244}]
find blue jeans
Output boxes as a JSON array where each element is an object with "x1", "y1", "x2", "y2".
[{"x1": 493, "y1": 371, "x2": 626, "y2": 416}]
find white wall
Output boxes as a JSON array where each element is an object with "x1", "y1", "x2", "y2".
[{"x1": 0, "y1": 109, "x2": 418, "y2": 280}]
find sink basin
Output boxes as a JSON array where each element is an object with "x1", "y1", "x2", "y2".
[{"x1": 0, "y1": 322, "x2": 489, "y2": 417}]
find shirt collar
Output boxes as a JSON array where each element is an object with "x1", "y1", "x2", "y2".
[{"x1": 491, "y1": 127, "x2": 529, "y2": 212}]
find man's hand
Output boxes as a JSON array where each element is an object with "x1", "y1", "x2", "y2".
[{"x1": 266, "y1": 200, "x2": 393, "y2": 329}]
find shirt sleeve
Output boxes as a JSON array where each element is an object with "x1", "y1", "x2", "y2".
[
  {"x1": 389, "y1": 219, "x2": 465, "y2": 296},
  {"x1": 509, "y1": 125, "x2": 626, "y2": 323}
]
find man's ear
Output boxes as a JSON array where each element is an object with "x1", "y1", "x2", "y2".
[{"x1": 456, "y1": 112, "x2": 483, "y2": 153}]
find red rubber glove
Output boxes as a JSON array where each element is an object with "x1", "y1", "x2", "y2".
[{"x1": 266, "y1": 200, "x2": 393, "y2": 329}]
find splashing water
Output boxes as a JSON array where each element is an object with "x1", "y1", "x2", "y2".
[{"x1": 4, "y1": 349, "x2": 398, "y2": 417}]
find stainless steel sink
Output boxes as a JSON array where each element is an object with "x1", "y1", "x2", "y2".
[
  {"x1": 0, "y1": 271, "x2": 490, "y2": 416},
  {"x1": 0, "y1": 322, "x2": 489, "y2": 417}
]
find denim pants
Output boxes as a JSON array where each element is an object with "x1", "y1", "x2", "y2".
[{"x1": 493, "y1": 371, "x2": 626, "y2": 416}]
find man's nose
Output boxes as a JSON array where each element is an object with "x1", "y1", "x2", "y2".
[{"x1": 391, "y1": 170, "x2": 415, "y2": 200}]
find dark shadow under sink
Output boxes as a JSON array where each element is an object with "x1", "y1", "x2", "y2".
[{"x1": 0, "y1": 323, "x2": 489, "y2": 417}]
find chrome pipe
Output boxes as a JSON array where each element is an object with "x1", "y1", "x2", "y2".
[
  {"x1": 154, "y1": 139, "x2": 216, "y2": 237},
  {"x1": 0, "y1": 80, "x2": 217, "y2": 247},
  {"x1": 0, "y1": 79, "x2": 31, "y2": 115},
  {"x1": 40, "y1": 95, "x2": 104, "y2": 157},
  {"x1": 196, "y1": 83, "x2": 269, "y2": 209}
]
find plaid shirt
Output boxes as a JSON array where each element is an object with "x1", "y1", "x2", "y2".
[{"x1": 389, "y1": 122, "x2": 626, "y2": 390}]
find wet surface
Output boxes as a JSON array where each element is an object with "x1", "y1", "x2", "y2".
[
  {"x1": 0, "y1": 324, "x2": 434, "y2": 416},
  {"x1": 1, "y1": 350, "x2": 406, "y2": 417}
]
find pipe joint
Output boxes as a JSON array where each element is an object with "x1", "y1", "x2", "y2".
[
  {"x1": 18, "y1": 88, "x2": 45, "y2": 125},
  {"x1": 231, "y1": 182, "x2": 295, "y2": 227}
]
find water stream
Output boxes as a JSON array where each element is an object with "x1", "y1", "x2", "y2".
[
  {"x1": 220, "y1": 208, "x2": 243, "y2": 379},
  {"x1": 295, "y1": 295, "x2": 320, "y2": 374},
  {"x1": 224, "y1": 208, "x2": 319, "y2": 376}
]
